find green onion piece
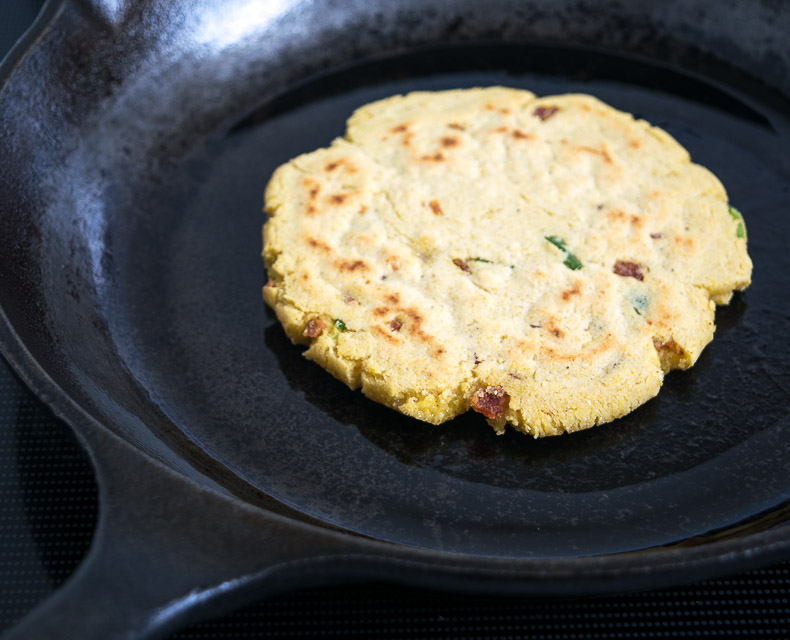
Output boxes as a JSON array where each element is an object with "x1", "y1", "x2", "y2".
[
  {"x1": 545, "y1": 235, "x2": 568, "y2": 252},
  {"x1": 469, "y1": 257, "x2": 494, "y2": 264},
  {"x1": 334, "y1": 319, "x2": 347, "y2": 331},
  {"x1": 631, "y1": 293, "x2": 648, "y2": 316},
  {"x1": 736, "y1": 222, "x2": 746, "y2": 239},
  {"x1": 546, "y1": 235, "x2": 582, "y2": 270},
  {"x1": 563, "y1": 254, "x2": 582, "y2": 270},
  {"x1": 728, "y1": 205, "x2": 743, "y2": 221}
]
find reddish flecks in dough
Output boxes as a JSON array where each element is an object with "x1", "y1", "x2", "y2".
[
  {"x1": 533, "y1": 105, "x2": 559, "y2": 121},
  {"x1": 303, "y1": 317, "x2": 326, "y2": 338},
  {"x1": 613, "y1": 260, "x2": 645, "y2": 281},
  {"x1": 470, "y1": 386, "x2": 510, "y2": 419},
  {"x1": 428, "y1": 200, "x2": 443, "y2": 215}
]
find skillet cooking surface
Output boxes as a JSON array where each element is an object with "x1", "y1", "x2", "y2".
[{"x1": 72, "y1": 42, "x2": 790, "y2": 557}]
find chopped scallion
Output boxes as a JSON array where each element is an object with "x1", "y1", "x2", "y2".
[{"x1": 545, "y1": 235, "x2": 582, "y2": 270}]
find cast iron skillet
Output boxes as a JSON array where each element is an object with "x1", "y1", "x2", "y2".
[{"x1": 2, "y1": 0, "x2": 790, "y2": 637}]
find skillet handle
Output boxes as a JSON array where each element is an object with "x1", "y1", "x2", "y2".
[{"x1": 3, "y1": 422, "x2": 357, "y2": 640}]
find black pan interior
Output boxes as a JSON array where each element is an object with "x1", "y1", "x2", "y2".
[{"x1": 2, "y1": 1, "x2": 790, "y2": 559}]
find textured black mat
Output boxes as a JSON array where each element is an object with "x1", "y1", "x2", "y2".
[{"x1": 1, "y1": 2, "x2": 789, "y2": 638}]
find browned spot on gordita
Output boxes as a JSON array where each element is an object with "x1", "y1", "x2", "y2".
[
  {"x1": 453, "y1": 258, "x2": 471, "y2": 272},
  {"x1": 329, "y1": 193, "x2": 348, "y2": 205},
  {"x1": 420, "y1": 152, "x2": 445, "y2": 162},
  {"x1": 577, "y1": 145, "x2": 612, "y2": 163},
  {"x1": 358, "y1": 205, "x2": 367, "y2": 214},
  {"x1": 337, "y1": 259, "x2": 368, "y2": 273},
  {"x1": 650, "y1": 232, "x2": 664, "y2": 239},
  {"x1": 428, "y1": 200, "x2": 443, "y2": 215},
  {"x1": 373, "y1": 306, "x2": 389, "y2": 317},
  {"x1": 389, "y1": 318, "x2": 402, "y2": 332},
  {"x1": 560, "y1": 282, "x2": 582, "y2": 301},
  {"x1": 435, "y1": 347, "x2": 446, "y2": 357},
  {"x1": 470, "y1": 385, "x2": 510, "y2": 419},
  {"x1": 440, "y1": 136, "x2": 459, "y2": 148},
  {"x1": 546, "y1": 320, "x2": 564, "y2": 339},
  {"x1": 405, "y1": 307, "x2": 423, "y2": 323},
  {"x1": 303, "y1": 177, "x2": 320, "y2": 199},
  {"x1": 673, "y1": 235, "x2": 695, "y2": 250},
  {"x1": 606, "y1": 208, "x2": 626, "y2": 223},
  {"x1": 300, "y1": 272, "x2": 309, "y2": 282},
  {"x1": 305, "y1": 236, "x2": 332, "y2": 253},
  {"x1": 390, "y1": 123, "x2": 409, "y2": 133},
  {"x1": 263, "y1": 280, "x2": 274, "y2": 290},
  {"x1": 372, "y1": 325, "x2": 398, "y2": 344},
  {"x1": 306, "y1": 205, "x2": 317, "y2": 215},
  {"x1": 491, "y1": 126, "x2": 508, "y2": 134},
  {"x1": 343, "y1": 294, "x2": 355, "y2": 304},
  {"x1": 630, "y1": 215, "x2": 643, "y2": 227},
  {"x1": 533, "y1": 105, "x2": 559, "y2": 121},
  {"x1": 385, "y1": 255, "x2": 400, "y2": 271},
  {"x1": 511, "y1": 129, "x2": 534, "y2": 140},
  {"x1": 324, "y1": 160, "x2": 341, "y2": 172},
  {"x1": 629, "y1": 139, "x2": 641, "y2": 149},
  {"x1": 484, "y1": 104, "x2": 511, "y2": 115},
  {"x1": 614, "y1": 260, "x2": 646, "y2": 281},
  {"x1": 303, "y1": 317, "x2": 325, "y2": 338},
  {"x1": 447, "y1": 123, "x2": 465, "y2": 131},
  {"x1": 385, "y1": 293, "x2": 400, "y2": 305}
]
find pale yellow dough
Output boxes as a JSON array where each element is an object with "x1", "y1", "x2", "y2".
[{"x1": 262, "y1": 87, "x2": 752, "y2": 437}]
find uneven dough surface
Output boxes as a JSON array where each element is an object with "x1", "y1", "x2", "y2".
[{"x1": 262, "y1": 87, "x2": 752, "y2": 437}]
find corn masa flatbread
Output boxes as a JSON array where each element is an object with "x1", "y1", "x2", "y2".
[{"x1": 262, "y1": 87, "x2": 752, "y2": 437}]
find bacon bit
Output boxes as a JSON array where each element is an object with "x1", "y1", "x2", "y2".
[
  {"x1": 613, "y1": 260, "x2": 645, "y2": 281},
  {"x1": 428, "y1": 200, "x2": 443, "y2": 215},
  {"x1": 650, "y1": 232, "x2": 664, "y2": 239},
  {"x1": 470, "y1": 386, "x2": 510, "y2": 419},
  {"x1": 473, "y1": 353, "x2": 482, "y2": 365},
  {"x1": 453, "y1": 258, "x2": 471, "y2": 272},
  {"x1": 389, "y1": 319, "x2": 402, "y2": 332},
  {"x1": 653, "y1": 336, "x2": 683, "y2": 356},
  {"x1": 303, "y1": 317, "x2": 325, "y2": 338},
  {"x1": 530, "y1": 323, "x2": 541, "y2": 329},
  {"x1": 533, "y1": 105, "x2": 559, "y2": 121}
]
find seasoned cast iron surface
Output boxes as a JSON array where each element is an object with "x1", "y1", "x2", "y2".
[{"x1": 71, "y1": 44, "x2": 790, "y2": 556}]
